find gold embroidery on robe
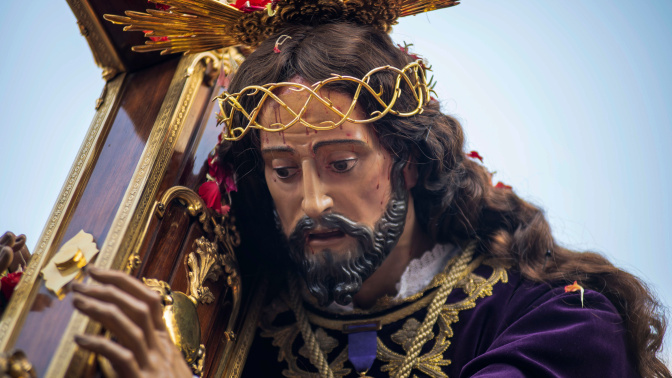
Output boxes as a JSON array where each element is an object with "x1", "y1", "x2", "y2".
[{"x1": 259, "y1": 258, "x2": 508, "y2": 377}]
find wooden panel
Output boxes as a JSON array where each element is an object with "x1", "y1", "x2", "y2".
[
  {"x1": 130, "y1": 92, "x2": 238, "y2": 376},
  {"x1": 138, "y1": 202, "x2": 192, "y2": 282},
  {"x1": 11, "y1": 58, "x2": 179, "y2": 377},
  {"x1": 5, "y1": 47, "x2": 248, "y2": 376}
]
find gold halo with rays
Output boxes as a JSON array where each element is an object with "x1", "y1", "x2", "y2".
[{"x1": 104, "y1": 0, "x2": 460, "y2": 55}]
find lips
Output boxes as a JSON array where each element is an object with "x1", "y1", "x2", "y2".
[{"x1": 307, "y1": 229, "x2": 345, "y2": 242}]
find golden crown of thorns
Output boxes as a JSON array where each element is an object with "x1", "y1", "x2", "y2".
[{"x1": 215, "y1": 60, "x2": 430, "y2": 141}]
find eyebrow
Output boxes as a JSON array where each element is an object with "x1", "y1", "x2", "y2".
[
  {"x1": 260, "y1": 139, "x2": 367, "y2": 156},
  {"x1": 312, "y1": 139, "x2": 367, "y2": 154},
  {"x1": 261, "y1": 145, "x2": 296, "y2": 156}
]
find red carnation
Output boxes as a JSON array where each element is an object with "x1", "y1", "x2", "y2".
[
  {"x1": 198, "y1": 181, "x2": 222, "y2": 213},
  {"x1": 495, "y1": 181, "x2": 512, "y2": 190},
  {"x1": 232, "y1": 0, "x2": 271, "y2": 13},
  {"x1": 208, "y1": 156, "x2": 238, "y2": 193},
  {"x1": 143, "y1": 30, "x2": 169, "y2": 42},
  {"x1": 467, "y1": 150, "x2": 484, "y2": 163},
  {"x1": 397, "y1": 44, "x2": 421, "y2": 60},
  {"x1": 148, "y1": 1, "x2": 171, "y2": 10},
  {"x1": 1, "y1": 271, "x2": 23, "y2": 301}
]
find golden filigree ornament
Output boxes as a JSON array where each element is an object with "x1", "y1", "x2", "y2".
[
  {"x1": 41, "y1": 230, "x2": 99, "y2": 299},
  {"x1": 215, "y1": 60, "x2": 431, "y2": 141},
  {"x1": 0, "y1": 350, "x2": 36, "y2": 378},
  {"x1": 141, "y1": 236, "x2": 240, "y2": 376}
]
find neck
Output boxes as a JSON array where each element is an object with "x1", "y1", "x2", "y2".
[{"x1": 352, "y1": 195, "x2": 434, "y2": 309}]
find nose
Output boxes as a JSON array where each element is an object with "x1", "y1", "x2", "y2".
[{"x1": 301, "y1": 160, "x2": 333, "y2": 218}]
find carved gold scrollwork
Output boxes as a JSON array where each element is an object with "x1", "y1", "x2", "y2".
[
  {"x1": 0, "y1": 350, "x2": 36, "y2": 378},
  {"x1": 155, "y1": 185, "x2": 208, "y2": 224},
  {"x1": 186, "y1": 237, "x2": 223, "y2": 305},
  {"x1": 136, "y1": 184, "x2": 242, "y2": 376},
  {"x1": 186, "y1": 51, "x2": 221, "y2": 87},
  {"x1": 220, "y1": 47, "x2": 246, "y2": 78}
]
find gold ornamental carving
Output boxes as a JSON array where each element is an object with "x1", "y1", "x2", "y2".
[
  {"x1": 41, "y1": 231, "x2": 99, "y2": 299},
  {"x1": 0, "y1": 350, "x2": 36, "y2": 378},
  {"x1": 143, "y1": 278, "x2": 206, "y2": 376},
  {"x1": 187, "y1": 237, "x2": 222, "y2": 305},
  {"x1": 143, "y1": 232, "x2": 241, "y2": 376},
  {"x1": 67, "y1": 0, "x2": 125, "y2": 80},
  {"x1": 47, "y1": 52, "x2": 213, "y2": 378}
]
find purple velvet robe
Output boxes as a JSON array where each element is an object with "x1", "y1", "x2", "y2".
[{"x1": 242, "y1": 263, "x2": 639, "y2": 377}]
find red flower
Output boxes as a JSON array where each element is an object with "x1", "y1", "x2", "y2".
[
  {"x1": 198, "y1": 181, "x2": 222, "y2": 213},
  {"x1": 232, "y1": 0, "x2": 271, "y2": 13},
  {"x1": 273, "y1": 46, "x2": 281, "y2": 53},
  {"x1": 1, "y1": 271, "x2": 22, "y2": 301},
  {"x1": 223, "y1": 174, "x2": 237, "y2": 193},
  {"x1": 220, "y1": 205, "x2": 231, "y2": 215},
  {"x1": 467, "y1": 150, "x2": 484, "y2": 163},
  {"x1": 495, "y1": 181, "x2": 512, "y2": 190},
  {"x1": 208, "y1": 156, "x2": 237, "y2": 193},
  {"x1": 143, "y1": 30, "x2": 169, "y2": 42},
  {"x1": 397, "y1": 44, "x2": 421, "y2": 60},
  {"x1": 148, "y1": 1, "x2": 171, "y2": 10}
]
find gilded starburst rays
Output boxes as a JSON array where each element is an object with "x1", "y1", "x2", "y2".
[{"x1": 104, "y1": 0, "x2": 461, "y2": 55}]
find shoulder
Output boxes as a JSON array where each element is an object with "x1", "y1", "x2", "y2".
[{"x1": 452, "y1": 264, "x2": 639, "y2": 377}]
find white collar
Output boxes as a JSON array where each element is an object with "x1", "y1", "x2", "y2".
[{"x1": 323, "y1": 243, "x2": 460, "y2": 313}]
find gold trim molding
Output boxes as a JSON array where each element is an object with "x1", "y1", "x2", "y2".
[
  {"x1": 215, "y1": 276, "x2": 269, "y2": 378},
  {"x1": 66, "y1": 0, "x2": 126, "y2": 80},
  {"x1": 0, "y1": 73, "x2": 126, "y2": 353},
  {"x1": 44, "y1": 52, "x2": 218, "y2": 377}
]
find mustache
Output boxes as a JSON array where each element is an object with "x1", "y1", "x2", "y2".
[{"x1": 287, "y1": 213, "x2": 374, "y2": 250}]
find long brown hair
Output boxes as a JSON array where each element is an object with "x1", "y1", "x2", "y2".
[{"x1": 221, "y1": 22, "x2": 669, "y2": 377}]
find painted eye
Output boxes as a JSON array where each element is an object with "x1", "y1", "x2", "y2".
[
  {"x1": 274, "y1": 166, "x2": 298, "y2": 179},
  {"x1": 330, "y1": 159, "x2": 357, "y2": 173}
]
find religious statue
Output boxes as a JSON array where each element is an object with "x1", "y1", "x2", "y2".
[{"x1": 2, "y1": 0, "x2": 669, "y2": 377}]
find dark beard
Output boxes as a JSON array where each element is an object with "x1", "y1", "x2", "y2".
[{"x1": 283, "y1": 157, "x2": 409, "y2": 306}]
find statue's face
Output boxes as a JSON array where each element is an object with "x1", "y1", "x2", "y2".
[{"x1": 260, "y1": 83, "x2": 408, "y2": 305}]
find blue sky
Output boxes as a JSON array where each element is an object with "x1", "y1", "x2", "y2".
[{"x1": 1, "y1": 0, "x2": 670, "y2": 364}]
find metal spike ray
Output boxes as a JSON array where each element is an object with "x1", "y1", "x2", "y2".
[
  {"x1": 103, "y1": 0, "x2": 245, "y2": 55},
  {"x1": 104, "y1": 0, "x2": 462, "y2": 55},
  {"x1": 399, "y1": 0, "x2": 460, "y2": 16}
]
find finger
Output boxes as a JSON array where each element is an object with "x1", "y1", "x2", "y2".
[
  {"x1": 9, "y1": 246, "x2": 28, "y2": 272},
  {"x1": 10, "y1": 235, "x2": 28, "y2": 271},
  {"x1": 11, "y1": 234, "x2": 26, "y2": 252},
  {"x1": 73, "y1": 293, "x2": 150, "y2": 367},
  {"x1": 0, "y1": 231, "x2": 15, "y2": 247},
  {"x1": 0, "y1": 246, "x2": 13, "y2": 272},
  {"x1": 75, "y1": 333, "x2": 139, "y2": 378},
  {"x1": 86, "y1": 267, "x2": 165, "y2": 330},
  {"x1": 72, "y1": 282, "x2": 158, "y2": 348}
]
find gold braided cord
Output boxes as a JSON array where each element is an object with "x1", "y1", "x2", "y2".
[
  {"x1": 216, "y1": 60, "x2": 430, "y2": 141},
  {"x1": 393, "y1": 242, "x2": 475, "y2": 378},
  {"x1": 287, "y1": 275, "x2": 335, "y2": 378},
  {"x1": 285, "y1": 242, "x2": 475, "y2": 377}
]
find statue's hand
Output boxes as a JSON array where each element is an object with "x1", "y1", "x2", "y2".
[
  {"x1": 0, "y1": 232, "x2": 31, "y2": 272},
  {"x1": 72, "y1": 267, "x2": 193, "y2": 378}
]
